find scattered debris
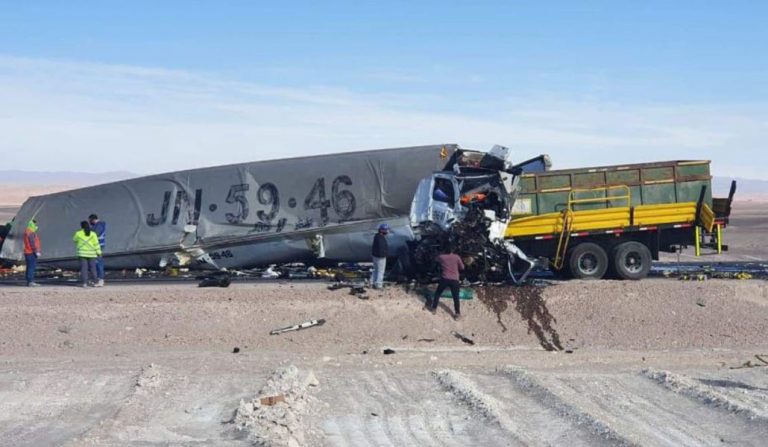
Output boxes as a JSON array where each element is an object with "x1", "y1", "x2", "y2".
[
  {"x1": 730, "y1": 354, "x2": 768, "y2": 370},
  {"x1": 259, "y1": 394, "x2": 286, "y2": 406},
  {"x1": 451, "y1": 331, "x2": 475, "y2": 345},
  {"x1": 261, "y1": 265, "x2": 281, "y2": 279},
  {"x1": 270, "y1": 319, "x2": 326, "y2": 335},
  {"x1": 652, "y1": 262, "x2": 768, "y2": 281},
  {"x1": 383, "y1": 348, "x2": 396, "y2": 355},
  {"x1": 57, "y1": 326, "x2": 70, "y2": 334},
  {"x1": 197, "y1": 271, "x2": 232, "y2": 288},
  {"x1": 232, "y1": 347, "x2": 241, "y2": 354},
  {"x1": 417, "y1": 338, "x2": 435, "y2": 343},
  {"x1": 418, "y1": 286, "x2": 475, "y2": 301}
]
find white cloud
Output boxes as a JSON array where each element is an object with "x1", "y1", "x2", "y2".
[{"x1": 1, "y1": 55, "x2": 766, "y2": 179}]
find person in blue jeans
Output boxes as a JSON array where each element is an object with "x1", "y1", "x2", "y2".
[
  {"x1": 88, "y1": 214, "x2": 106, "y2": 287},
  {"x1": 370, "y1": 223, "x2": 389, "y2": 289},
  {"x1": 23, "y1": 219, "x2": 41, "y2": 287}
]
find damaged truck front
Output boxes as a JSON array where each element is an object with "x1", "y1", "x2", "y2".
[{"x1": 407, "y1": 146, "x2": 551, "y2": 283}]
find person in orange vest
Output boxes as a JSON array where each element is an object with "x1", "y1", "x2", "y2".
[{"x1": 23, "y1": 219, "x2": 41, "y2": 287}]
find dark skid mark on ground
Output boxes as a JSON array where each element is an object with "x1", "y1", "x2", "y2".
[{"x1": 477, "y1": 285, "x2": 563, "y2": 351}]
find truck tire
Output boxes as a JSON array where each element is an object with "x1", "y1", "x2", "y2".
[
  {"x1": 568, "y1": 243, "x2": 608, "y2": 280},
  {"x1": 611, "y1": 241, "x2": 651, "y2": 280}
]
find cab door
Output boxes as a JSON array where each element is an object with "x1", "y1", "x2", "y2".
[{"x1": 409, "y1": 174, "x2": 460, "y2": 229}]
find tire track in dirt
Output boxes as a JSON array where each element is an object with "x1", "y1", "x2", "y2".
[
  {"x1": 366, "y1": 371, "x2": 438, "y2": 446},
  {"x1": 385, "y1": 370, "x2": 512, "y2": 447},
  {"x1": 435, "y1": 369, "x2": 532, "y2": 446},
  {"x1": 470, "y1": 372, "x2": 613, "y2": 446},
  {"x1": 329, "y1": 375, "x2": 386, "y2": 447},
  {"x1": 498, "y1": 367, "x2": 636, "y2": 446},
  {"x1": 502, "y1": 367, "x2": 768, "y2": 446},
  {"x1": 642, "y1": 368, "x2": 768, "y2": 422},
  {"x1": 358, "y1": 372, "x2": 414, "y2": 446},
  {"x1": 319, "y1": 370, "x2": 508, "y2": 446}
]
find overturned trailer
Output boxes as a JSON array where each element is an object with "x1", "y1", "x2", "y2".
[
  {"x1": 2, "y1": 145, "x2": 460, "y2": 269},
  {"x1": 4, "y1": 144, "x2": 531, "y2": 272}
]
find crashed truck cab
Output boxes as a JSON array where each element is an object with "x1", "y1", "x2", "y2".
[{"x1": 408, "y1": 146, "x2": 551, "y2": 283}]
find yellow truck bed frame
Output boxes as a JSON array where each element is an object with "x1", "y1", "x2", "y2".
[{"x1": 505, "y1": 186, "x2": 717, "y2": 269}]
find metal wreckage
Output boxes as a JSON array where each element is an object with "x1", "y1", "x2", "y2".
[
  {"x1": 3, "y1": 143, "x2": 732, "y2": 282},
  {"x1": 1, "y1": 144, "x2": 550, "y2": 283}
]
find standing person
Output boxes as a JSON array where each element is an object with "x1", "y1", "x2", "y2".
[
  {"x1": 73, "y1": 221, "x2": 101, "y2": 288},
  {"x1": 429, "y1": 246, "x2": 465, "y2": 320},
  {"x1": 23, "y1": 219, "x2": 41, "y2": 287},
  {"x1": 88, "y1": 214, "x2": 106, "y2": 287},
  {"x1": 370, "y1": 223, "x2": 389, "y2": 289}
]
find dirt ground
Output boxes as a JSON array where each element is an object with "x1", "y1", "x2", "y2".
[
  {"x1": 1, "y1": 280, "x2": 768, "y2": 446},
  {"x1": 1, "y1": 202, "x2": 767, "y2": 446}
]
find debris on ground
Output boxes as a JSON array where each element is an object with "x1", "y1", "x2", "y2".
[
  {"x1": 270, "y1": 319, "x2": 326, "y2": 336},
  {"x1": 259, "y1": 394, "x2": 286, "y2": 406},
  {"x1": 451, "y1": 331, "x2": 475, "y2": 345},
  {"x1": 418, "y1": 286, "x2": 475, "y2": 302},
  {"x1": 729, "y1": 355, "x2": 768, "y2": 369},
  {"x1": 234, "y1": 365, "x2": 322, "y2": 446},
  {"x1": 383, "y1": 349, "x2": 396, "y2": 355},
  {"x1": 197, "y1": 271, "x2": 232, "y2": 288},
  {"x1": 652, "y1": 262, "x2": 768, "y2": 281},
  {"x1": 261, "y1": 266, "x2": 281, "y2": 279}
]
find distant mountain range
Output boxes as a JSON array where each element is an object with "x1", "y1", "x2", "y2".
[
  {"x1": 712, "y1": 176, "x2": 768, "y2": 197},
  {"x1": 0, "y1": 170, "x2": 137, "y2": 186}
]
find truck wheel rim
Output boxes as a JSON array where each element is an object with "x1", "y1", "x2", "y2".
[
  {"x1": 578, "y1": 253, "x2": 599, "y2": 275},
  {"x1": 624, "y1": 251, "x2": 643, "y2": 274}
]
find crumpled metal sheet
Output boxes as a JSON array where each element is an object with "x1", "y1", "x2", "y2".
[{"x1": 2, "y1": 145, "x2": 458, "y2": 268}]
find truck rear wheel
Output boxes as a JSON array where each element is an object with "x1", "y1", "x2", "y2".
[
  {"x1": 568, "y1": 243, "x2": 608, "y2": 280},
  {"x1": 611, "y1": 241, "x2": 652, "y2": 280}
]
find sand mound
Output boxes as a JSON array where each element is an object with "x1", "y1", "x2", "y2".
[{"x1": 234, "y1": 365, "x2": 322, "y2": 446}]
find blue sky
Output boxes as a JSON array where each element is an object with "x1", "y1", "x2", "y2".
[{"x1": 1, "y1": 1, "x2": 766, "y2": 178}]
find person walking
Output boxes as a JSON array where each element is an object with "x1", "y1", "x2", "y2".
[
  {"x1": 23, "y1": 219, "x2": 41, "y2": 287},
  {"x1": 88, "y1": 214, "x2": 106, "y2": 287},
  {"x1": 370, "y1": 223, "x2": 389, "y2": 289},
  {"x1": 73, "y1": 221, "x2": 102, "y2": 288},
  {"x1": 429, "y1": 246, "x2": 465, "y2": 320}
]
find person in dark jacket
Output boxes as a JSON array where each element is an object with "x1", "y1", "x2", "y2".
[
  {"x1": 370, "y1": 223, "x2": 389, "y2": 289},
  {"x1": 88, "y1": 214, "x2": 106, "y2": 287},
  {"x1": 429, "y1": 246, "x2": 465, "y2": 320}
]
